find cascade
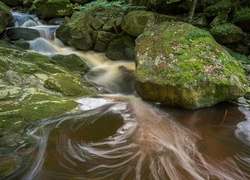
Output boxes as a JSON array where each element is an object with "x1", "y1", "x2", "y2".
[{"x1": 6, "y1": 11, "x2": 250, "y2": 179}]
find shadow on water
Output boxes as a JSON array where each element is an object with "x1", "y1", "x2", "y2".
[{"x1": 17, "y1": 97, "x2": 250, "y2": 180}]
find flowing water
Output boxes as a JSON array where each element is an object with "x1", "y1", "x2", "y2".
[{"x1": 8, "y1": 12, "x2": 250, "y2": 179}]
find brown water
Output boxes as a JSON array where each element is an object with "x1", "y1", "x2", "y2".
[
  {"x1": 12, "y1": 12, "x2": 250, "y2": 179},
  {"x1": 18, "y1": 97, "x2": 250, "y2": 180}
]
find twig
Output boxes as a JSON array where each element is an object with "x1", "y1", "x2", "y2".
[{"x1": 220, "y1": 110, "x2": 228, "y2": 126}]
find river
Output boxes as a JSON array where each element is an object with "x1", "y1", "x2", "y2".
[{"x1": 9, "y1": 12, "x2": 250, "y2": 180}]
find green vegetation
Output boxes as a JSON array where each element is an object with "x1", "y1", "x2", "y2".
[{"x1": 67, "y1": 0, "x2": 145, "y2": 13}]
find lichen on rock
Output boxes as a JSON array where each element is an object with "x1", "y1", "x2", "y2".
[{"x1": 134, "y1": 21, "x2": 248, "y2": 109}]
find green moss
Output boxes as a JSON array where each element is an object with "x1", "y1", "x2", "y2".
[{"x1": 232, "y1": 8, "x2": 250, "y2": 23}]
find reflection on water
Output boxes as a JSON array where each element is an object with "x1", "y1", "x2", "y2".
[{"x1": 19, "y1": 97, "x2": 250, "y2": 180}]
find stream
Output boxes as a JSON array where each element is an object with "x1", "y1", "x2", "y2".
[{"x1": 7, "y1": 12, "x2": 250, "y2": 180}]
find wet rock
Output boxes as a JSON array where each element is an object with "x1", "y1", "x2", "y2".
[
  {"x1": 56, "y1": 11, "x2": 93, "y2": 50},
  {"x1": 209, "y1": 23, "x2": 245, "y2": 44},
  {"x1": 45, "y1": 73, "x2": 91, "y2": 96},
  {"x1": 134, "y1": 21, "x2": 248, "y2": 109},
  {"x1": 105, "y1": 35, "x2": 135, "y2": 60},
  {"x1": 94, "y1": 31, "x2": 118, "y2": 52},
  {"x1": 7, "y1": 27, "x2": 40, "y2": 41},
  {"x1": 13, "y1": 39, "x2": 30, "y2": 49},
  {"x1": 52, "y1": 54, "x2": 89, "y2": 73},
  {"x1": 0, "y1": 46, "x2": 96, "y2": 168},
  {"x1": 0, "y1": 1, "x2": 13, "y2": 34}
]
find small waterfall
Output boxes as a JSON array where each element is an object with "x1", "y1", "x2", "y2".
[{"x1": 8, "y1": 11, "x2": 250, "y2": 180}]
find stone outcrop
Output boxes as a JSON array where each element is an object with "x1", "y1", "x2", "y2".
[
  {"x1": 134, "y1": 21, "x2": 248, "y2": 109},
  {"x1": 0, "y1": 1, "x2": 13, "y2": 34},
  {"x1": 0, "y1": 46, "x2": 96, "y2": 158}
]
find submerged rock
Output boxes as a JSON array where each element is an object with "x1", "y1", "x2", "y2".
[{"x1": 134, "y1": 21, "x2": 248, "y2": 109}]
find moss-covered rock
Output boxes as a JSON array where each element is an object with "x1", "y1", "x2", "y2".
[
  {"x1": 232, "y1": 8, "x2": 250, "y2": 31},
  {"x1": 0, "y1": 1, "x2": 13, "y2": 34},
  {"x1": 209, "y1": 23, "x2": 245, "y2": 44},
  {"x1": 0, "y1": 46, "x2": 96, "y2": 178},
  {"x1": 204, "y1": 0, "x2": 234, "y2": 18},
  {"x1": 31, "y1": 0, "x2": 74, "y2": 19},
  {"x1": 51, "y1": 54, "x2": 89, "y2": 73},
  {"x1": 56, "y1": 10, "x2": 93, "y2": 50},
  {"x1": 134, "y1": 21, "x2": 248, "y2": 109},
  {"x1": 121, "y1": 10, "x2": 160, "y2": 37},
  {"x1": 56, "y1": 6, "x2": 126, "y2": 51},
  {"x1": 105, "y1": 35, "x2": 135, "y2": 60}
]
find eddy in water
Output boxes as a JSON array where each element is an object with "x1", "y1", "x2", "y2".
[{"x1": 10, "y1": 11, "x2": 250, "y2": 180}]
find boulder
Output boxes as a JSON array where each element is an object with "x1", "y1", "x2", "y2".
[
  {"x1": 0, "y1": 1, "x2": 13, "y2": 34},
  {"x1": 134, "y1": 21, "x2": 248, "y2": 109},
  {"x1": 7, "y1": 27, "x2": 40, "y2": 40},
  {"x1": 209, "y1": 23, "x2": 245, "y2": 44},
  {"x1": 30, "y1": 0, "x2": 74, "y2": 19},
  {"x1": 204, "y1": 0, "x2": 233, "y2": 18},
  {"x1": 51, "y1": 54, "x2": 89, "y2": 73},
  {"x1": 56, "y1": 6, "x2": 126, "y2": 51},
  {"x1": 121, "y1": 10, "x2": 160, "y2": 37},
  {"x1": 56, "y1": 11, "x2": 93, "y2": 50},
  {"x1": 105, "y1": 35, "x2": 135, "y2": 60},
  {"x1": 0, "y1": 46, "x2": 96, "y2": 169},
  {"x1": 232, "y1": 8, "x2": 250, "y2": 32}
]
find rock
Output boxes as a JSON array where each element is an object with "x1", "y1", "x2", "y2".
[
  {"x1": 0, "y1": 1, "x2": 13, "y2": 34},
  {"x1": 232, "y1": 8, "x2": 250, "y2": 32},
  {"x1": 56, "y1": 6, "x2": 126, "y2": 51},
  {"x1": 204, "y1": 0, "x2": 233, "y2": 18},
  {"x1": 105, "y1": 35, "x2": 135, "y2": 60},
  {"x1": 121, "y1": 10, "x2": 160, "y2": 37},
  {"x1": 13, "y1": 39, "x2": 30, "y2": 49},
  {"x1": 31, "y1": 0, "x2": 74, "y2": 19},
  {"x1": 0, "y1": 0, "x2": 22, "y2": 6},
  {"x1": 7, "y1": 27, "x2": 40, "y2": 41},
  {"x1": 44, "y1": 73, "x2": 91, "y2": 96},
  {"x1": 209, "y1": 23, "x2": 245, "y2": 44},
  {"x1": 56, "y1": 11, "x2": 93, "y2": 50},
  {"x1": 0, "y1": 46, "x2": 96, "y2": 165},
  {"x1": 134, "y1": 21, "x2": 248, "y2": 109},
  {"x1": 94, "y1": 31, "x2": 118, "y2": 52},
  {"x1": 51, "y1": 54, "x2": 89, "y2": 73},
  {"x1": 209, "y1": 14, "x2": 228, "y2": 27}
]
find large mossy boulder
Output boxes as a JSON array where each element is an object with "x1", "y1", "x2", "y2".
[
  {"x1": 134, "y1": 21, "x2": 248, "y2": 109},
  {"x1": 0, "y1": 1, "x2": 13, "y2": 34},
  {"x1": 30, "y1": 0, "x2": 74, "y2": 19}
]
